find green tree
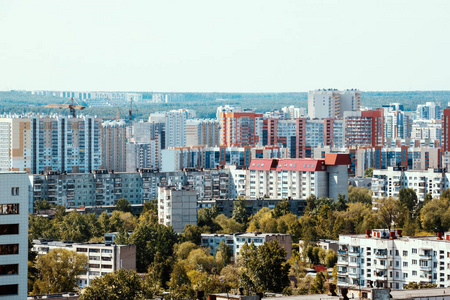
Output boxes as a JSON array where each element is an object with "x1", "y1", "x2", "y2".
[
  {"x1": 399, "y1": 188, "x2": 419, "y2": 217},
  {"x1": 34, "y1": 199, "x2": 52, "y2": 210},
  {"x1": 215, "y1": 214, "x2": 246, "y2": 234},
  {"x1": 116, "y1": 198, "x2": 132, "y2": 213},
  {"x1": 198, "y1": 206, "x2": 220, "y2": 232},
  {"x1": 324, "y1": 249, "x2": 338, "y2": 268},
  {"x1": 239, "y1": 240, "x2": 290, "y2": 293},
  {"x1": 364, "y1": 167, "x2": 374, "y2": 178},
  {"x1": 310, "y1": 271, "x2": 328, "y2": 294},
  {"x1": 58, "y1": 211, "x2": 92, "y2": 242},
  {"x1": 216, "y1": 240, "x2": 233, "y2": 270},
  {"x1": 168, "y1": 261, "x2": 195, "y2": 299},
  {"x1": 232, "y1": 199, "x2": 250, "y2": 224},
  {"x1": 376, "y1": 197, "x2": 401, "y2": 230},
  {"x1": 420, "y1": 197, "x2": 450, "y2": 233},
  {"x1": 129, "y1": 220, "x2": 178, "y2": 272},
  {"x1": 273, "y1": 199, "x2": 291, "y2": 218},
  {"x1": 332, "y1": 194, "x2": 348, "y2": 211},
  {"x1": 80, "y1": 269, "x2": 144, "y2": 300},
  {"x1": 348, "y1": 186, "x2": 372, "y2": 206},
  {"x1": 32, "y1": 248, "x2": 88, "y2": 294},
  {"x1": 182, "y1": 224, "x2": 202, "y2": 245}
]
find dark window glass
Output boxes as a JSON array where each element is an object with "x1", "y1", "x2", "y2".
[
  {"x1": 0, "y1": 264, "x2": 19, "y2": 275},
  {"x1": 0, "y1": 224, "x2": 19, "y2": 235},
  {"x1": 0, "y1": 284, "x2": 18, "y2": 295},
  {"x1": 0, "y1": 244, "x2": 19, "y2": 255}
]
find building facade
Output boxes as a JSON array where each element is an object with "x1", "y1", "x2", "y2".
[
  {"x1": 32, "y1": 240, "x2": 136, "y2": 288},
  {"x1": 0, "y1": 172, "x2": 29, "y2": 299},
  {"x1": 102, "y1": 120, "x2": 127, "y2": 172},
  {"x1": 308, "y1": 89, "x2": 361, "y2": 119},
  {"x1": 219, "y1": 110, "x2": 263, "y2": 147},
  {"x1": 0, "y1": 115, "x2": 102, "y2": 174},
  {"x1": 248, "y1": 154, "x2": 350, "y2": 201},
  {"x1": 158, "y1": 186, "x2": 197, "y2": 233},
  {"x1": 338, "y1": 229, "x2": 450, "y2": 291}
]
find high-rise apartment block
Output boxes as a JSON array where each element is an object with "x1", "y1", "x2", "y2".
[
  {"x1": 344, "y1": 109, "x2": 384, "y2": 147},
  {"x1": 308, "y1": 89, "x2": 361, "y2": 119},
  {"x1": 149, "y1": 110, "x2": 187, "y2": 148},
  {"x1": 0, "y1": 172, "x2": 29, "y2": 299},
  {"x1": 0, "y1": 115, "x2": 102, "y2": 174},
  {"x1": 219, "y1": 110, "x2": 263, "y2": 147},
  {"x1": 417, "y1": 102, "x2": 441, "y2": 120},
  {"x1": 102, "y1": 120, "x2": 127, "y2": 172},
  {"x1": 158, "y1": 186, "x2": 197, "y2": 233},
  {"x1": 186, "y1": 119, "x2": 219, "y2": 147},
  {"x1": 126, "y1": 140, "x2": 160, "y2": 172}
]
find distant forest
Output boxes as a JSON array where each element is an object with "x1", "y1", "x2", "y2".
[{"x1": 0, "y1": 90, "x2": 449, "y2": 120}]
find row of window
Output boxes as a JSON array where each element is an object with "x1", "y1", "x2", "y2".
[
  {"x1": 0, "y1": 224, "x2": 19, "y2": 235},
  {"x1": 0, "y1": 244, "x2": 19, "y2": 255},
  {"x1": 0, "y1": 204, "x2": 19, "y2": 215}
]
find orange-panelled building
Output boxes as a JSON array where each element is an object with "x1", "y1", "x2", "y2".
[{"x1": 219, "y1": 111, "x2": 263, "y2": 147}]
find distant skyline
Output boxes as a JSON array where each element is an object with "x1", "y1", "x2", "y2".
[{"x1": 1, "y1": 0, "x2": 449, "y2": 92}]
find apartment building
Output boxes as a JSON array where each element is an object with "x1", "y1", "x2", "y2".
[
  {"x1": 0, "y1": 115, "x2": 102, "y2": 174},
  {"x1": 384, "y1": 110, "x2": 412, "y2": 140},
  {"x1": 411, "y1": 120, "x2": 441, "y2": 141},
  {"x1": 256, "y1": 118, "x2": 344, "y2": 158},
  {"x1": 308, "y1": 89, "x2": 361, "y2": 119},
  {"x1": 126, "y1": 140, "x2": 160, "y2": 172},
  {"x1": 219, "y1": 110, "x2": 263, "y2": 147},
  {"x1": 0, "y1": 172, "x2": 29, "y2": 299},
  {"x1": 337, "y1": 229, "x2": 450, "y2": 291},
  {"x1": 371, "y1": 167, "x2": 447, "y2": 204},
  {"x1": 158, "y1": 186, "x2": 197, "y2": 233},
  {"x1": 133, "y1": 120, "x2": 165, "y2": 149},
  {"x1": 161, "y1": 146, "x2": 288, "y2": 172},
  {"x1": 248, "y1": 153, "x2": 350, "y2": 201},
  {"x1": 344, "y1": 109, "x2": 385, "y2": 148},
  {"x1": 149, "y1": 110, "x2": 187, "y2": 148},
  {"x1": 417, "y1": 102, "x2": 441, "y2": 120},
  {"x1": 201, "y1": 233, "x2": 292, "y2": 260},
  {"x1": 186, "y1": 169, "x2": 230, "y2": 200},
  {"x1": 441, "y1": 108, "x2": 450, "y2": 169},
  {"x1": 186, "y1": 119, "x2": 219, "y2": 147},
  {"x1": 29, "y1": 169, "x2": 188, "y2": 209},
  {"x1": 102, "y1": 120, "x2": 127, "y2": 172},
  {"x1": 32, "y1": 240, "x2": 136, "y2": 288}
]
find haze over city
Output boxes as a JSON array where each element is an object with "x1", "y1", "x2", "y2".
[{"x1": 1, "y1": 0, "x2": 450, "y2": 92}]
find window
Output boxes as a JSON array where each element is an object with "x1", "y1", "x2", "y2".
[
  {"x1": 0, "y1": 284, "x2": 18, "y2": 296},
  {"x1": 403, "y1": 251, "x2": 408, "y2": 256},
  {"x1": 412, "y1": 259, "x2": 417, "y2": 265},
  {"x1": 0, "y1": 224, "x2": 19, "y2": 235},
  {"x1": 102, "y1": 249, "x2": 113, "y2": 254},
  {"x1": 10, "y1": 187, "x2": 19, "y2": 196},
  {"x1": 403, "y1": 262, "x2": 408, "y2": 267},
  {"x1": 0, "y1": 244, "x2": 19, "y2": 255},
  {"x1": 0, "y1": 264, "x2": 18, "y2": 275},
  {"x1": 0, "y1": 204, "x2": 19, "y2": 215},
  {"x1": 403, "y1": 273, "x2": 408, "y2": 278},
  {"x1": 77, "y1": 248, "x2": 88, "y2": 253},
  {"x1": 412, "y1": 248, "x2": 417, "y2": 254},
  {"x1": 412, "y1": 271, "x2": 417, "y2": 276}
]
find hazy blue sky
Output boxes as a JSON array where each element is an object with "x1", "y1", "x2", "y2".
[{"x1": 1, "y1": 0, "x2": 449, "y2": 92}]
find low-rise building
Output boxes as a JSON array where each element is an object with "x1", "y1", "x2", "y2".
[
  {"x1": 201, "y1": 233, "x2": 292, "y2": 260},
  {"x1": 32, "y1": 240, "x2": 136, "y2": 288},
  {"x1": 337, "y1": 229, "x2": 450, "y2": 291}
]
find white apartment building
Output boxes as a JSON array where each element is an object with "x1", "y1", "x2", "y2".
[
  {"x1": 32, "y1": 240, "x2": 136, "y2": 288},
  {"x1": 308, "y1": 89, "x2": 361, "y2": 119},
  {"x1": 248, "y1": 154, "x2": 350, "y2": 201},
  {"x1": 371, "y1": 167, "x2": 447, "y2": 205},
  {"x1": 416, "y1": 102, "x2": 441, "y2": 120},
  {"x1": 281, "y1": 106, "x2": 306, "y2": 119},
  {"x1": 149, "y1": 110, "x2": 187, "y2": 148},
  {"x1": 337, "y1": 229, "x2": 450, "y2": 291},
  {"x1": 126, "y1": 140, "x2": 160, "y2": 172},
  {"x1": 185, "y1": 119, "x2": 219, "y2": 147},
  {"x1": 158, "y1": 186, "x2": 197, "y2": 233},
  {"x1": 201, "y1": 233, "x2": 292, "y2": 260},
  {"x1": 411, "y1": 120, "x2": 441, "y2": 140},
  {"x1": 0, "y1": 172, "x2": 29, "y2": 299}
]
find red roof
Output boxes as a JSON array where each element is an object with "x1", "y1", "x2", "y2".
[
  {"x1": 249, "y1": 158, "x2": 326, "y2": 172},
  {"x1": 324, "y1": 153, "x2": 351, "y2": 165}
]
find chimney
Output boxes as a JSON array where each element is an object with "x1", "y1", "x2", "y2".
[
  {"x1": 389, "y1": 231, "x2": 396, "y2": 239},
  {"x1": 437, "y1": 232, "x2": 444, "y2": 240},
  {"x1": 365, "y1": 230, "x2": 372, "y2": 238}
]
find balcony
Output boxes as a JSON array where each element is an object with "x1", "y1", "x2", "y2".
[
  {"x1": 348, "y1": 261, "x2": 360, "y2": 267},
  {"x1": 348, "y1": 251, "x2": 360, "y2": 257},
  {"x1": 337, "y1": 250, "x2": 348, "y2": 255},
  {"x1": 375, "y1": 264, "x2": 388, "y2": 270},
  {"x1": 419, "y1": 254, "x2": 432, "y2": 259},
  {"x1": 348, "y1": 272, "x2": 359, "y2": 279},
  {"x1": 420, "y1": 265, "x2": 432, "y2": 271},
  {"x1": 337, "y1": 260, "x2": 348, "y2": 266},
  {"x1": 375, "y1": 253, "x2": 387, "y2": 259}
]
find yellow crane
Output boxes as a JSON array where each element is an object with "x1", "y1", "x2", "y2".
[{"x1": 45, "y1": 97, "x2": 86, "y2": 118}]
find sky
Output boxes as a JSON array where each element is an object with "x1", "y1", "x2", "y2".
[{"x1": 0, "y1": 0, "x2": 449, "y2": 92}]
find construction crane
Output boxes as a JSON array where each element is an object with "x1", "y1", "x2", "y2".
[{"x1": 45, "y1": 97, "x2": 86, "y2": 118}]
